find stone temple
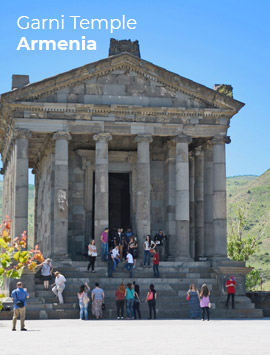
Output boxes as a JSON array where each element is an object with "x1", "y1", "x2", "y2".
[
  {"x1": 0, "y1": 40, "x2": 264, "y2": 319},
  {"x1": 0, "y1": 39, "x2": 244, "y2": 261}
]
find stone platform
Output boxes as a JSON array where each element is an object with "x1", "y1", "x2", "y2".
[{"x1": 0, "y1": 261, "x2": 263, "y2": 320}]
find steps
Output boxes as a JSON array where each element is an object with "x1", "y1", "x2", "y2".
[{"x1": 0, "y1": 261, "x2": 263, "y2": 320}]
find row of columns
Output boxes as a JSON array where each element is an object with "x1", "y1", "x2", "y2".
[{"x1": 5, "y1": 129, "x2": 228, "y2": 261}]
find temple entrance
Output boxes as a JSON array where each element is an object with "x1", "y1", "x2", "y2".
[{"x1": 109, "y1": 173, "x2": 130, "y2": 230}]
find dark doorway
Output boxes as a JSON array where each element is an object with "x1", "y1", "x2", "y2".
[{"x1": 109, "y1": 173, "x2": 130, "y2": 230}]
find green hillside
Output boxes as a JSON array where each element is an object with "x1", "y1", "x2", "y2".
[{"x1": 227, "y1": 169, "x2": 270, "y2": 290}]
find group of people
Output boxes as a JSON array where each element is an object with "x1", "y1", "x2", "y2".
[
  {"x1": 77, "y1": 281, "x2": 157, "y2": 321},
  {"x1": 186, "y1": 276, "x2": 236, "y2": 321},
  {"x1": 97, "y1": 227, "x2": 164, "y2": 278}
]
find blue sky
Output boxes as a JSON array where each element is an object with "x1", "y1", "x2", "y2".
[{"x1": 0, "y1": 0, "x2": 269, "y2": 181}]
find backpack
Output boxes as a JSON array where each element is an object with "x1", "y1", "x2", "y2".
[{"x1": 147, "y1": 291, "x2": 153, "y2": 301}]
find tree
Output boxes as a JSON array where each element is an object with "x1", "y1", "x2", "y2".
[
  {"x1": 0, "y1": 216, "x2": 44, "y2": 309},
  {"x1": 227, "y1": 203, "x2": 266, "y2": 290}
]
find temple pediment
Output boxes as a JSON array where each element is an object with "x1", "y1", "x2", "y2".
[{"x1": 1, "y1": 53, "x2": 244, "y2": 112}]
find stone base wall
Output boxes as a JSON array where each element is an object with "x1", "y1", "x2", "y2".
[{"x1": 246, "y1": 292, "x2": 270, "y2": 316}]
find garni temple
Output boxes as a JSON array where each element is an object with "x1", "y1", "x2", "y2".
[{"x1": 0, "y1": 39, "x2": 262, "y2": 319}]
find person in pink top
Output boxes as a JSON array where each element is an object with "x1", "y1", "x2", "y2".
[
  {"x1": 101, "y1": 227, "x2": 109, "y2": 261},
  {"x1": 199, "y1": 284, "x2": 210, "y2": 321}
]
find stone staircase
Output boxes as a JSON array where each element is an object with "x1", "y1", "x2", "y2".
[{"x1": 0, "y1": 260, "x2": 263, "y2": 320}]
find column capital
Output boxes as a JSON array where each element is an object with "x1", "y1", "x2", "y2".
[
  {"x1": 167, "y1": 139, "x2": 176, "y2": 150},
  {"x1": 53, "y1": 131, "x2": 72, "y2": 141},
  {"x1": 135, "y1": 134, "x2": 153, "y2": 144},
  {"x1": 175, "y1": 134, "x2": 191, "y2": 144},
  {"x1": 194, "y1": 146, "x2": 203, "y2": 156},
  {"x1": 188, "y1": 151, "x2": 195, "y2": 160},
  {"x1": 212, "y1": 136, "x2": 231, "y2": 145},
  {"x1": 93, "y1": 132, "x2": 112, "y2": 143},
  {"x1": 82, "y1": 157, "x2": 92, "y2": 170},
  {"x1": 14, "y1": 129, "x2": 32, "y2": 140},
  {"x1": 202, "y1": 140, "x2": 213, "y2": 150}
]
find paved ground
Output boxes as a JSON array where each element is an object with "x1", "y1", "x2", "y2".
[{"x1": 1, "y1": 319, "x2": 270, "y2": 355}]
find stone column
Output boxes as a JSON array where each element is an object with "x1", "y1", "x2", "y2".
[
  {"x1": 212, "y1": 136, "x2": 230, "y2": 258},
  {"x1": 82, "y1": 158, "x2": 94, "y2": 244},
  {"x1": 14, "y1": 130, "x2": 32, "y2": 239},
  {"x1": 165, "y1": 140, "x2": 176, "y2": 258},
  {"x1": 189, "y1": 151, "x2": 195, "y2": 259},
  {"x1": 195, "y1": 146, "x2": 204, "y2": 258},
  {"x1": 135, "y1": 134, "x2": 153, "y2": 245},
  {"x1": 175, "y1": 134, "x2": 191, "y2": 259},
  {"x1": 52, "y1": 131, "x2": 72, "y2": 258},
  {"x1": 93, "y1": 133, "x2": 112, "y2": 254},
  {"x1": 203, "y1": 141, "x2": 214, "y2": 258}
]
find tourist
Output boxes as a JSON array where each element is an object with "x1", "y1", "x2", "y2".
[
  {"x1": 154, "y1": 230, "x2": 167, "y2": 246},
  {"x1": 77, "y1": 282, "x2": 90, "y2": 320},
  {"x1": 133, "y1": 284, "x2": 141, "y2": 319},
  {"x1": 128, "y1": 235, "x2": 138, "y2": 267},
  {"x1": 52, "y1": 271, "x2": 66, "y2": 304},
  {"x1": 91, "y1": 283, "x2": 105, "y2": 319},
  {"x1": 101, "y1": 227, "x2": 109, "y2": 261},
  {"x1": 225, "y1": 276, "x2": 236, "y2": 309},
  {"x1": 124, "y1": 228, "x2": 133, "y2": 259},
  {"x1": 124, "y1": 251, "x2": 134, "y2": 278},
  {"x1": 107, "y1": 247, "x2": 114, "y2": 278},
  {"x1": 199, "y1": 284, "x2": 211, "y2": 321},
  {"x1": 87, "y1": 239, "x2": 97, "y2": 272},
  {"x1": 186, "y1": 284, "x2": 200, "y2": 319},
  {"x1": 11, "y1": 281, "x2": 29, "y2": 331},
  {"x1": 152, "y1": 249, "x2": 160, "y2": 278},
  {"x1": 112, "y1": 245, "x2": 121, "y2": 271},
  {"x1": 125, "y1": 283, "x2": 135, "y2": 319},
  {"x1": 143, "y1": 235, "x2": 156, "y2": 268},
  {"x1": 145, "y1": 284, "x2": 157, "y2": 319},
  {"x1": 40, "y1": 258, "x2": 53, "y2": 290},
  {"x1": 115, "y1": 282, "x2": 126, "y2": 319}
]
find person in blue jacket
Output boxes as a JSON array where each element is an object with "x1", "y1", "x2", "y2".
[{"x1": 11, "y1": 281, "x2": 29, "y2": 331}]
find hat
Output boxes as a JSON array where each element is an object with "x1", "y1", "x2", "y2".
[{"x1": 46, "y1": 258, "x2": 51, "y2": 263}]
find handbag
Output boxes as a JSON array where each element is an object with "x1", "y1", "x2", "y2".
[
  {"x1": 208, "y1": 302, "x2": 211, "y2": 308},
  {"x1": 186, "y1": 294, "x2": 190, "y2": 301},
  {"x1": 147, "y1": 291, "x2": 153, "y2": 301},
  {"x1": 83, "y1": 295, "x2": 90, "y2": 304},
  {"x1": 101, "y1": 302, "x2": 106, "y2": 311},
  {"x1": 15, "y1": 292, "x2": 25, "y2": 308},
  {"x1": 92, "y1": 252, "x2": 97, "y2": 257}
]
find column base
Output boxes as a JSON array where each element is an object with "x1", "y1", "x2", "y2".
[{"x1": 175, "y1": 256, "x2": 193, "y2": 261}]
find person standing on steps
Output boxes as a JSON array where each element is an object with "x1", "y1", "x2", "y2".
[
  {"x1": 115, "y1": 282, "x2": 126, "y2": 319},
  {"x1": 152, "y1": 249, "x2": 160, "y2": 278},
  {"x1": 11, "y1": 281, "x2": 29, "y2": 331},
  {"x1": 133, "y1": 284, "x2": 141, "y2": 319},
  {"x1": 225, "y1": 276, "x2": 236, "y2": 309},
  {"x1": 107, "y1": 247, "x2": 114, "y2": 278},
  {"x1": 125, "y1": 283, "x2": 135, "y2": 319},
  {"x1": 77, "y1": 282, "x2": 90, "y2": 320},
  {"x1": 186, "y1": 284, "x2": 201, "y2": 319},
  {"x1": 145, "y1": 284, "x2": 157, "y2": 319},
  {"x1": 128, "y1": 235, "x2": 138, "y2": 268},
  {"x1": 199, "y1": 284, "x2": 211, "y2": 321},
  {"x1": 87, "y1": 239, "x2": 97, "y2": 272},
  {"x1": 40, "y1": 258, "x2": 53, "y2": 290},
  {"x1": 91, "y1": 283, "x2": 105, "y2": 319},
  {"x1": 124, "y1": 251, "x2": 134, "y2": 278},
  {"x1": 101, "y1": 227, "x2": 109, "y2": 261},
  {"x1": 51, "y1": 271, "x2": 66, "y2": 304},
  {"x1": 143, "y1": 235, "x2": 156, "y2": 268}
]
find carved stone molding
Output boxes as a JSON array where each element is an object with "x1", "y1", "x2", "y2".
[
  {"x1": 93, "y1": 132, "x2": 112, "y2": 143},
  {"x1": 52, "y1": 131, "x2": 72, "y2": 141},
  {"x1": 174, "y1": 134, "x2": 191, "y2": 144},
  {"x1": 14, "y1": 129, "x2": 32, "y2": 140},
  {"x1": 212, "y1": 135, "x2": 231, "y2": 145},
  {"x1": 134, "y1": 134, "x2": 153, "y2": 144}
]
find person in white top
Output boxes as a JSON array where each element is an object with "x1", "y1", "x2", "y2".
[
  {"x1": 124, "y1": 251, "x2": 134, "y2": 278},
  {"x1": 52, "y1": 271, "x2": 66, "y2": 304},
  {"x1": 112, "y1": 246, "x2": 121, "y2": 271},
  {"x1": 143, "y1": 235, "x2": 156, "y2": 268}
]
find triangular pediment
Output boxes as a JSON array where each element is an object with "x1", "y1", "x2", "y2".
[{"x1": 1, "y1": 53, "x2": 244, "y2": 112}]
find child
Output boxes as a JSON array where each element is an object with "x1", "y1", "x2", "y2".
[
  {"x1": 225, "y1": 276, "x2": 236, "y2": 309},
  {"x1": 199, "y1": 284, "x2": 210, "y2": 321},
  {"x1": 152, "y1": 249, "x2": 160, "y2": 278}
]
